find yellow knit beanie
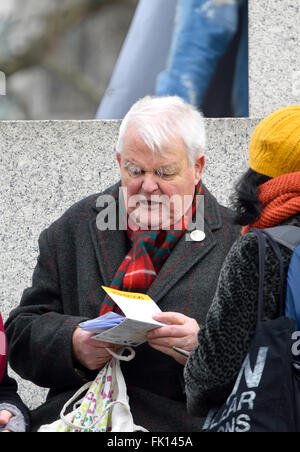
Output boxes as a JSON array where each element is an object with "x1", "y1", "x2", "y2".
[{"x1": 249, "y1": 105, "x2": 300, "y2": 178}]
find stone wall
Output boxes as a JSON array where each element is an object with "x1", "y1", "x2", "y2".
[{"x1": 1, "y1": 117, "x2": 258, "y2": 408}]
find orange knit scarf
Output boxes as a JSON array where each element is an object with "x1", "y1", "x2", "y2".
[{"x1": 242, "y1": 172, "x2": 300, "y2": 235}]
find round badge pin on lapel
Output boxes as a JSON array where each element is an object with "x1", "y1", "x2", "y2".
[{"x1": 190, "y1": 230, "x2": 206, "y2": 242}]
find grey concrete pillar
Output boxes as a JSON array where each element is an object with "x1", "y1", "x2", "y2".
[{"x1": 249, "y1": 0, "x2": 300, "y2": 117}]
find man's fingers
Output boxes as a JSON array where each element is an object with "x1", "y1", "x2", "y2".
[
  {"x1": 148, "y1": 311, "x2": 194, "y2": 340},
  {"x1": 0, "y1": 410, "x2": 13, "y2": 426},
  {"x1": 77, "y1": 330, "x2": 112, "y2": 348},
  {"x1": 153, "y1": 312, "x2": 187, "y2": 325},
  {"x1": 147, "y1": 324, "x2": 185, "y2": 340},
  {"x1": 88, "y1": 338, "x2": 116, "y2": 348},
  {"x1": 148, "y1": 336, "x2": 189, "y2": 349}
]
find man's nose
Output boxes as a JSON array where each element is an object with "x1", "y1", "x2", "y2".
[{"x1": 141, "y1": 172, "x2": 159, "y2": 193}]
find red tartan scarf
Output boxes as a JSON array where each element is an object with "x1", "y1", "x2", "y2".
[
  {"x1": 99, "y1": 184, "x2": 202, "y2": 315},
  {"x1": 0, "y1": 313, "x2": 7, "y2": 383},
  {"x1": 242, "y1": 172, "x2": 300, "y2": 235}
]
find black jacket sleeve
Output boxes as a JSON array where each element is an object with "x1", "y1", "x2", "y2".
[{"x1": 0, "y1": 364, "x2": 30, "y2": 431}]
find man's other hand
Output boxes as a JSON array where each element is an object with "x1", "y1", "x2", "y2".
[
  {"x1": 146, "y1": 312, "x2": 200, "y2": 365},
  {"x1": 72, "y1": 328, "x2": 117, "y2": 371}
]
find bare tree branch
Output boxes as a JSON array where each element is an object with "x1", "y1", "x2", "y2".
[
  {"x1": 0, "y1": 0, "x2": 137, "y2": 77},
  {"x1": 8, "y1": 90, "x2": 33, "y2": 119}
]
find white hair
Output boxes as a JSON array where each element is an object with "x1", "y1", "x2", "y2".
[{"x1": 117, "y1": 96, "x2": 206, "y2": 165}]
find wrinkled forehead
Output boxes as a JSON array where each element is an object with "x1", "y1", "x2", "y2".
[
  {"x1": 122, "y1": 121, "x2": 188, "y2": 160},
  {"x1": 122, "y1": 127, "x2": 190, "y2": 169}
]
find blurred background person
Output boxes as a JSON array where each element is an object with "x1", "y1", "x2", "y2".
[
  {"x1": 0, "y1": 0, "x2": 137, "y2": 120},
  {"x1": 156, "y1": 0, "x2": 249, "y2": 118}
]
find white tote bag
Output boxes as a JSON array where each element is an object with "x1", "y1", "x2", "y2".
[{"x1": 39, "y1": 347, "x2": 147, "y2": 432}]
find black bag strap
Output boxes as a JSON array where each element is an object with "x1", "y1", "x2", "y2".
[
  {"x1": 251, "y1": 228, "x2": 286, "y2": 322},
  {"x1": 250, "y1": 228, "x2": 266, "y2": 323}
]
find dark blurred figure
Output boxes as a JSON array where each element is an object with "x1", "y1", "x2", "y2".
[
  {"x1": 156, "y1": 0, "x2": 248, "y2": 117},
  {"x1": 96, "y1": 0, "x2": 177, "y2": 119}
]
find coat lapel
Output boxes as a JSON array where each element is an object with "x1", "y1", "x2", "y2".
[{"x1": 147, "y1": 185, "x2": 223, "y2": 304}]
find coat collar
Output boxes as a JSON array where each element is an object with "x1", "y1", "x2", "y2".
[{"x1": 90, "y1": 181, "x2": 223, "y2": 304}]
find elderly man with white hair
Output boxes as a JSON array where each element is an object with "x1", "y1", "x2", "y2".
[{"x1": 6, "y1": 96, "x2": 240, "y2": 432}]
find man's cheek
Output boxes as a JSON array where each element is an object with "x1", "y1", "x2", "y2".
[{"x1": 121, "y1": 182, "x2": 138, "y2": 211}]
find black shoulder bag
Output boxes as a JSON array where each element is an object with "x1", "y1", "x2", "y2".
[{"x1": 202, "y1": 228, "x2": 300, "y2": 432}]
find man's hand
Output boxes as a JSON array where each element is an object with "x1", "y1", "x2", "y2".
[
  {"x1": 0, "y1": 410, "x2": 13, "y2": 432},
  {"x1": 146, "y1": 312, "x2": 200, "y2": 365},
  {"x1": 72, "y1": 328, "x2": 117, "y2": 371}
]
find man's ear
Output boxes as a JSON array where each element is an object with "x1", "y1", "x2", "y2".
[
  {"x1": 116, "y1": 151, "x2": 121, "y2": 168},
  {"x1": 194, "y1": 154, "x2": 205, "y2": 184}
]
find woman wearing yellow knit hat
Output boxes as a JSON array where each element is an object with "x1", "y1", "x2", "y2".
[
  {"x1": 184, "y1": 105, "x2": 300, "y2": 431},
  {"x1": 243, "y1": 104, "x2": 300, "y2": 232}
]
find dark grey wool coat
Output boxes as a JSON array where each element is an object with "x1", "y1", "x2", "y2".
[
  {"x1": 5, "y1": 182, "x2": 240, "y2": 432},
  {"x1": 184, "y1": 214, "x2": 300, "y2": 418}
]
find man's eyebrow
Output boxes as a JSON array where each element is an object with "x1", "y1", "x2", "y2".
[
  {"x1": 158, "y1": 164, "x2": 178, "y2": 171},
  {"x1": 123, "y1": 160, "x2": 141, "y2": 168}
]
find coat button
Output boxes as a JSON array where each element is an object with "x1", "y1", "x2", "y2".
[{"x1": 190, "y1": 230, "x2": 206, "y2": 242}]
